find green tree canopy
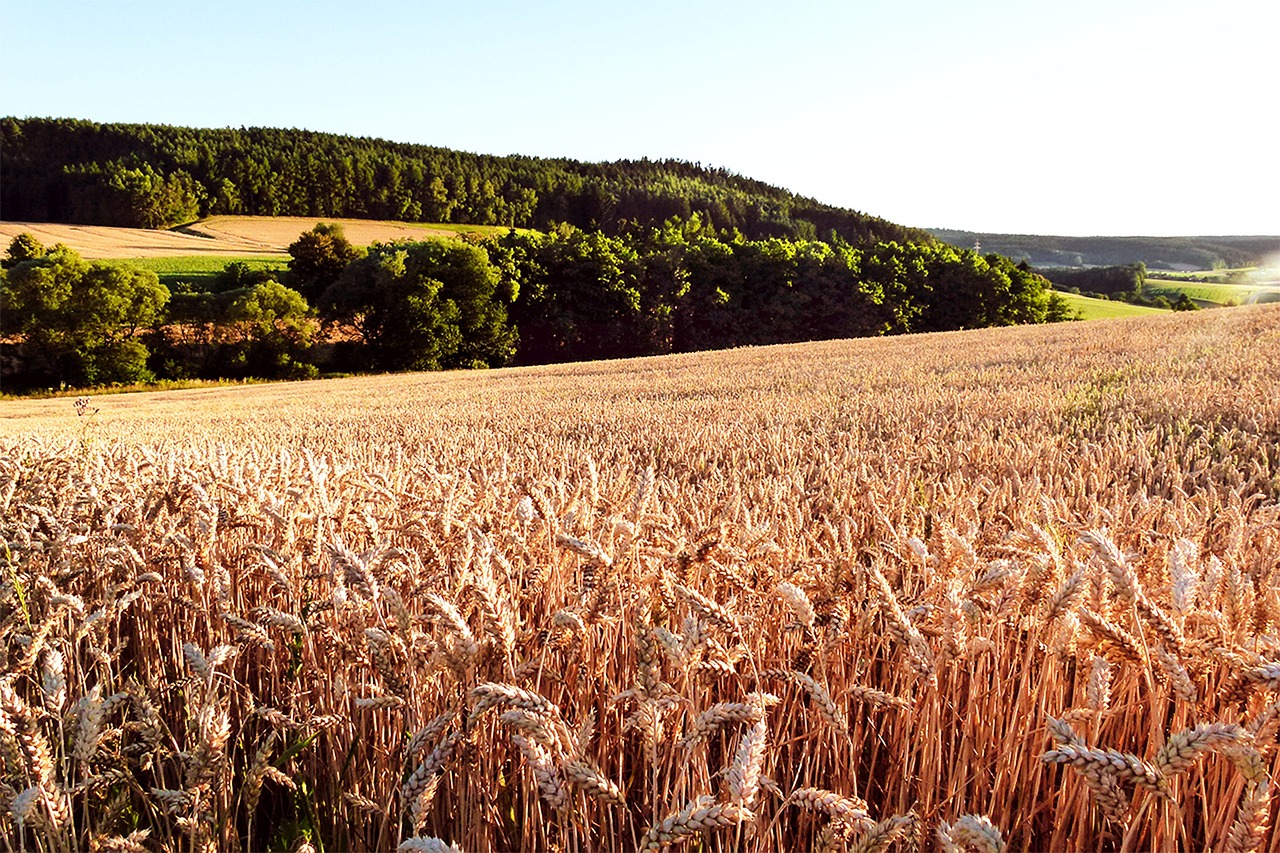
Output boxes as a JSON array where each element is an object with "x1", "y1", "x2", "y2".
[
  {"x1": 506, "y1": 228, "x2": 644, "y2": 364},
  {"x1": 287, "y1": 223, "x2": 364, "y2": 303},
  {"x1": 224, "y1": 280, "x2": 318, "y2": 378},
  {"x1": 1038, "y1": 263, "x2": 1147, "y2": 296},
  {"x1": 1, "y1": 245, "x2": 168, "y2": 387},
  {"x1": 323, "y1": 240, "x2": 515, "y2": 371},
  {"x1": 63, "y1": 160, "x2": 204, "y2": 228}
]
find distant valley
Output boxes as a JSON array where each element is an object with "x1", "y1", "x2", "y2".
[{"x1": 930, "y1": 229, "x2": 1280, "y2": 272}]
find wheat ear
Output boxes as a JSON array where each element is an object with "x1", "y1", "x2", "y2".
[{"x1": 640, "y1": 797, "x2": 754, "y2": 851}]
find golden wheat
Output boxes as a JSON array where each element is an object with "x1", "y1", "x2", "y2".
[{"x1": 0, "y1": 305, "x2": 1278, "y2": 849}]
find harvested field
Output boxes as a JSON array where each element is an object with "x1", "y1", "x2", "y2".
[
  {"x1": 2, "y1": 306, "x2": 1280, "y2": 851},
  {"x1": 0, "y1": 216, "x2": 505, "y2": 260},
  {"x1": 0, "y1": 220, "x2": 285, "y2": 260},
  {"x1": 175, "y1": 216, "x2": 506, "y2": 253}
]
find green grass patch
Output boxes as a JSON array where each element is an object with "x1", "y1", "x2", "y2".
[
  {"x1": 129, "y1": 256, "x2": 288, "y2": 274},
  {"x1": 129, "y1": 253, "x2": 285, "y2": 270},
  {"x1": 1055, "y1": 291, "x2": 1168, "y2": 320},
  {"x1": 126, "y1": 256, "x2": 289, "y2": 290},
  {"x1": 1145, "y1": 281, "x2": 1278, "y2": 306}
]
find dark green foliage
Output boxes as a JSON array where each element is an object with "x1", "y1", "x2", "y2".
[
  {"x1": 287, "y1": 223, "x2": 364, "y2": 303},
  {"x1": 487, "y1": 224, "x2": 1063, "y2": 365},
  {"x1": 1045, "y1": 292, "x2": 1078, "y2": 322},
  {"x1": 63, "y1": 159, "x2": 205, "y2": 228},
  {"x1": 506, "y1": 229, "x2": 645, "y2": 363},
  {"x1": 1038, "y1": 264, "x2": 1147, "y2": 296},
  {"x1": 144, "y1": 256, "x2": 287, "y2": 295},
  {"x1": 0, "y1": 242, "x2": 322, "y2": 388},
  {"x1": 322, "y1": 240, "x2": 516, "y2": 371},
  {"x1": 222, "y1": 281, "x2": 319, "y2": 379},
  {"x1": 0, "y1": 118, "x2": 931, "y2": 246},
  {"x1": 1172, "y1": 293, "x2": 1200, "y2": 311},
  {"x1": 911, "y1": 250, "x2": 1058, "y2": 332},
  {"x1": 0, "y1": 218, "x2": 1068, "y2": 393},
  {"x1": 216, "y1": 260, "x2": 279, "y2": 293},
  {"x1": 154, "y1": 280, "x2": 318, "y2": 380}
]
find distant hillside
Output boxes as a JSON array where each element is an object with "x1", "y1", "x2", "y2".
[
  {"x1": 0, "y1": 117, "x2": 931, "y2": 247},
  {"x1": 930, "y1": 229, "x2": 1279, "y2": 270}
]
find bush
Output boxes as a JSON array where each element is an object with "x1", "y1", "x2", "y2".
[{"x1": 3, "y1": 232, "x2": 44, "y2": 268}]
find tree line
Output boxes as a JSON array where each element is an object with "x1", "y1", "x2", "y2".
[
  {"x1": 1, "y1": 221, "x2": 1071, "y2": 392},
  {"x1": 1, "y1": 117, "x2": 931, "y2": 246},
  {"x1": 1038, "y1": 263, "x2": 1147, "y2": 296}
]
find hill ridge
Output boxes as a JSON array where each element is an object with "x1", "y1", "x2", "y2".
[{"x1": 1, "y1": 117, "x2": 931, "y2": 246}]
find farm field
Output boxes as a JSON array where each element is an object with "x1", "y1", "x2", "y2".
[
  {"x1": 1146, "y1": 280, "x2": 1280, "y2": 307},
  {"x1": 0, "y1": 220, "x2": 284, "y2": 260},
  {"x1": 0, "y1": 216, "x2": 516, "y2": 260},
  {"x1": 2, "y1": 306, "x2": 1280, "y2": 851},
  {"x1": 1053, "y1": 291, "x2": 1167, "y2": 319},
  {"x1": 176, "y1": 216, "x2": 519, "y2": 253},
  {"x1": 1147, "y1": 268, "x2": 1275, "y2": 285}
]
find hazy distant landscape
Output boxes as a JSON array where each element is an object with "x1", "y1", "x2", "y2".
[{"x1": 930, "y1": 229, "x2": 1279, "y2": 271}]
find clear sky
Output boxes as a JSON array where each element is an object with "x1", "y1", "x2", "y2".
[{"x1": 3, "y1": 0, "x2": 1277, "y2": 236}]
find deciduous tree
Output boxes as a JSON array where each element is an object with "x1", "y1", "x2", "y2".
[
  {"x1": 287, "y1": 223, "x2": 363, "y2": 303},
  {"x1": 1, "y1": 245, "x2": 168, "y2": 387},
  {"x1": 323, "y1": 240, "x2": 515, "y2": 371}
]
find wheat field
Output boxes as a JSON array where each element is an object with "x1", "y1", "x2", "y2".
[
  {"x1": 0, "y1": 217, "x2": 514, "y2": 260},
  {"x1": 2, "y1": 307, "x2": 1280, "y2": 852}
]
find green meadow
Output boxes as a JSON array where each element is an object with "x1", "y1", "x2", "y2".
[
  {"x1": 1054, "y1": 291, "x2": 1168, "y2": 319},
  {"x1": 129, "y1": 255, "x2": 288, "y2": 290}
]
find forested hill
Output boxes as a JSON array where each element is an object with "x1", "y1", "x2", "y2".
[{"x1": 0, "y1": 117, "x2": 930, "y2": 246}]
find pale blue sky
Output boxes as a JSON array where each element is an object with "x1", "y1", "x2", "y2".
[{"x1": 3, "y1": 0, "x2": 1277, "y2": 236}]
